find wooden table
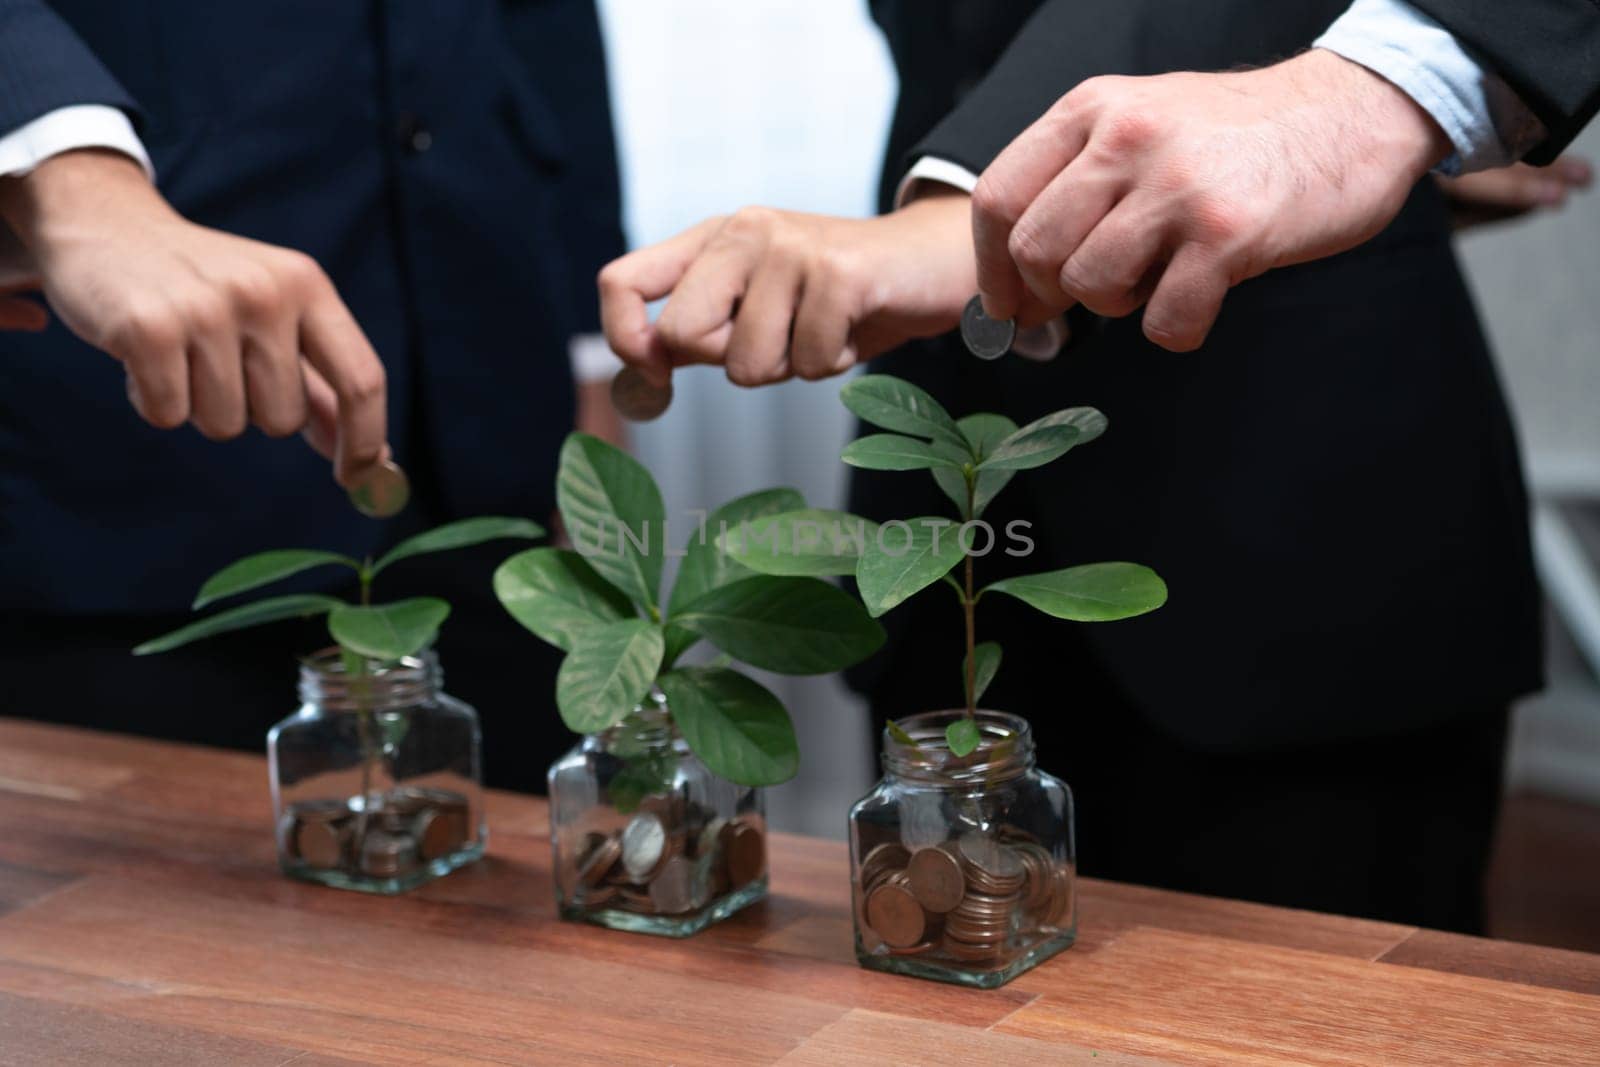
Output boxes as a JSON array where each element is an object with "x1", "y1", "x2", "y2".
[{"x1": 2, "y1": 719, "x2": 1599, "y2": 1066}]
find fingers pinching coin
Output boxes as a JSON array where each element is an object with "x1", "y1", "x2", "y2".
[
  {"x1": 960, "y1": 295, "x2": 1016, "y2": 361},
  {"x1": 610, "y1": 366, "x2": 674, "y2": 422},
  {"x1": 348, "y1": 458, "x2": 411, "y2": 518}
]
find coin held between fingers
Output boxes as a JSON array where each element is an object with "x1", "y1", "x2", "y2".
[
  {"x1": 610, "y1": 365, "x2": 673, "y2": 422},
  {"x1": 348, "y1": 458, "x2": 410, "y2": 518},
  {"x1": 960, "y1": 295, "x2": 1015, "y2": 361}
]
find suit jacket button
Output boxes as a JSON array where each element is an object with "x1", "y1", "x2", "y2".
[{"x1": 396, "y1": 113, "x2": 433, "y2": 154}]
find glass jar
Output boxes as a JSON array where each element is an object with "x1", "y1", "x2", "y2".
[
  {"x1": 267, "y1": 648, "x2": 485, "y2": 893},
  {"x1": 849, "y1": 710, "x2": 1076, "y2": 988},
  {"x1": 547, "y1": 692, "x2": 767, "y2": 937}
]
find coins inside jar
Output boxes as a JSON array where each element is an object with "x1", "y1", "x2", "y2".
[
  {"x1": 572, "y1": 795, "x2": 765, "y2": 917},
  {"x1": 855, "y1": 828, "x2": 1073, "y2": 967},
  {"x1": 281, "y1": 785, "x2": 473, "y2": 878}
]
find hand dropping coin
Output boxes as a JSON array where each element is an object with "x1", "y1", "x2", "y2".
[
  {"x1": 348, "y1": 458, "x2": 411, "y2": 518},
  {"x1": 960, "y1": 295, "x2": 1016, "y2": 361},
  {"x1": 610, "y1": 365, "x2": 673, "y2": 422}
]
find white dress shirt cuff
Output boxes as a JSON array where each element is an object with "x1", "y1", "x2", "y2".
[
  {"x1": 1314, "y1": 0, "x2": 1544, "y2": 175},
  {"x1": 570, "y1": 332, "x2": 623, "y2": 384},
  {"x1": 0, "y1": 104, "x2": 154, "y2": 181}
]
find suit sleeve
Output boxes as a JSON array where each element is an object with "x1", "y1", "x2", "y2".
[
  {"x1": 503, "y1": 0, "x2": 626, "y2": 337},
  {"x1": 0, "y1": 0, "x2": 138, "y2": 136},
  {"x1": 1407, "y1": 0, "x2": 1600, "y2": 164}
]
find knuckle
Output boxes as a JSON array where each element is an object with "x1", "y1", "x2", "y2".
[
  {"x1": 596, "y1": 259, "x2": 629, "y2": 298},
  {"x1": 140, "y1": 388, "x2": 188, "y2": 429},
  {"x1": 971, "y1": 174, "x2": 1026, "y2": 229},
  {"x1": 274, "y1": 249, "x2": 326, "y2": 293},
  {"x1": 255, "y1": 405, "x2": 309, "y2": 439},
  {"x1": 1187, "y1": 194, "x2": 1254, "y2": 246},
  {"x1": 1007, "y1": 223, "x2": 1053, "y2": 274},
  {"x1": 338, "y1": 363, "x2": 386, "y2": 406},
  {"x1": 724, "y1": 206, "x2": 780, "y2": 238},
  {"x1": 1097, "y1": 110, "x2": 1159, "y2": 155},
  {"x1": 182, "y1": 291, "x2": 232, "y2": 337},
  {"x1": 227, "y1": 266, "x2": 282, "y2": 316},
  {"x1": 107, "y1": 302, "x2": 183, "y2": 354}
]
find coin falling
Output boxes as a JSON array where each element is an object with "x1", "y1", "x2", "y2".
[
  {"x1": 610, "y1": 366, "x2": 674, "y2": 422},
  {"x1": 348, "y1": 458, "x2": 411, "y2": 518},
  {"x1": 960, "y1": 295, "x2": 1016, "y2": 361}
]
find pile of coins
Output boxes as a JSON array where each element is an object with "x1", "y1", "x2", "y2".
[
  {"x1": 856, "y1": 829, "x2": 1072, "y2": 965},
  {"x1": 569, "y1": 798, "x2": 765, "y2": 917},
  {"x1": 279, "y1": 785, "x2": 473, "y2": 879}
]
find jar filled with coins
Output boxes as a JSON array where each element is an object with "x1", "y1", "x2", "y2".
[
  {"x1": 548, "y1": 691, "x2": 767, "y2": 936},
  {"x1": 268, "y1": 648, "x2": 485, "y2": 893},
  {"x1": 849, "y1": 710, "x2": 1075, "y2": 988}
]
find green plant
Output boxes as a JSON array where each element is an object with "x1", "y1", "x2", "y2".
[
  {"x1": 135, "y1": 516, "x2": 546, "y2": 662},
  {"x1": 723, "y1": 374, "x2": 1167, "y2": 757},
  {"x1": 136, "y1": 516, "x2": 545, "y2": 825},
  {"x1": 493, "y1": 432, "x2": 885, "y2": 789}
]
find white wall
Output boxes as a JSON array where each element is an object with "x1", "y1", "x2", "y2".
[{"x1": 597, "y1": 0, "x2": 898, "y2": 836}]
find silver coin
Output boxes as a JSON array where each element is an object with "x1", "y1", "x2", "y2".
[
  {"x1": 348, "y1": 458, "x2": 411, "y2": 518},
  {"x1": 960, "y1": 295, "x2": 1015, "y2": 361},
  {"x1": 647, "y1": 855, "x2": 697, "y2": 914},
  {"x1": 610, "y1": 366, "x2": 673, "y2": 422},
  {"x1": 620, "y1": 812, "x2": 667, "y2": 881}
]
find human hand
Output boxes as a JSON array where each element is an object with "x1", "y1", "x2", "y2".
[
  {"x1": 597, "y1": 190, "x2": 974, "y2": 388},
  {"x1": 972, "y1": 49, "x2": 1451, "y2": 352},
  {"x1": 1435, "y1": 155, "x2": 1593, "y2": 231},
  {"x1": 0, "y1": 149, "x2": 390, "y2": 488}
]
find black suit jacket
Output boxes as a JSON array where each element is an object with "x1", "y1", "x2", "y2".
[
  {"x1": 853, "y1": 0, "x2": 1541, "y2": 753},
  {"x1": 0, "y1": 1, "x2": 624, "y2": 615},
  {"x1": 1412, "y1": 0, "x2": 1600, "y2": 165}
]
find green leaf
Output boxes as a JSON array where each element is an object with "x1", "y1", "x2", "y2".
[
  {"x1": 553, "y1": 617, "x2": 659, "y2": 735},
  {"x1": 666, "y1": 488, "x2": 805, "y2": 667},
  {"x1": 372, "y1": 516, "x2": 545, "y2": 577},
  {"x1": 886, "y1": 719, "x2": 917, "y2": 746},
  {"x1": 328, "y1": 598, "x2": 452, "y2": 661},
  {"x1": 984, "y1": 562, "x2": 1167, "y2": 621},
  {"x1": 856, "y1": 516, "x2": 967, "y2": 618},
  {"x1": 718, "y1": 508, "x2": 879, "y2": 578},
  {"x1": 656, "y1": 667, "x2": 799, "y2": 787},
  {"x1": 673, "y1": 575, "x2": 885, "y2": 675},
  {"x1": 933, "y1": 415, "x2": 1020, "y2": 519},
  {"x1": 192, "y1": 550, "x2": 358, "y2": 609},
  {"x1": 134, "y1": 594, "x2": 344, "y2": 655},
  {"x1": 946, "y1": 718, "x2": 981, "y2": 757},
  {"x1": 493, "y1": 547, "x2": 634, "y2": 652},
  {"x1": 557, "y1": 432, "x2": 666, "y2": 610},
  {"x1": 958, "y1": 414, "x2": 1019, "y2": 461},
  {"x1": 840, "y1": 374, "x2": 966, "y2": 452},
  {"x1": 842, "y1": 434, "x2": 966, "y2": 472},
  {"x1": 980, "y1": 407, "x2": 1108, "y2": 472},
  {"x1": 965, "y1": 641, "x2": 1002, "y2": 707},
  {"x1": 556, "y1": 619, "x2": 664, "y2": 734}
]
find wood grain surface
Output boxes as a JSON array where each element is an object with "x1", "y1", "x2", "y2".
[{"x1": 0, "y1": 718, "x2": 1595, "y2": 1066}]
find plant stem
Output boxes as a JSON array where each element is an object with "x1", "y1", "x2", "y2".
[
  {"x1": 962, "y1": 469, "x2": 977, "y2": 720},
  {"x1": 359, "y1": 558, "x2": 373, "y2": 607}
]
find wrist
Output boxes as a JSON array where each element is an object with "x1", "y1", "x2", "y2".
[
  {"x1": 0, "y1": 148, "x2": 168, "y2": 249},
  {"x1": 1297, "y1": 49, "x2": 1452, "y2": 182}
]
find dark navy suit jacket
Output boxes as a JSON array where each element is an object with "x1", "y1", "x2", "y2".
[{"x1": 0, "y1": 0, "x2": 625, "y2": 615}]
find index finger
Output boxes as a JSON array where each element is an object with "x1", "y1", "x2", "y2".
[
  {"x1": 598, "y1": 216, "x2": 725, "y2": 387},
  {"x1": 297, "y1": 279, "x2": 388, "y2": 489},
  {"x1": 972, "y1": 102, "x2": 1091, "y2": 320}
]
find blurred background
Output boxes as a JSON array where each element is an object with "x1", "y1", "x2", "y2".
[{"x1": 596, "y1": 0, "x2": 1600, "y2": 949}]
